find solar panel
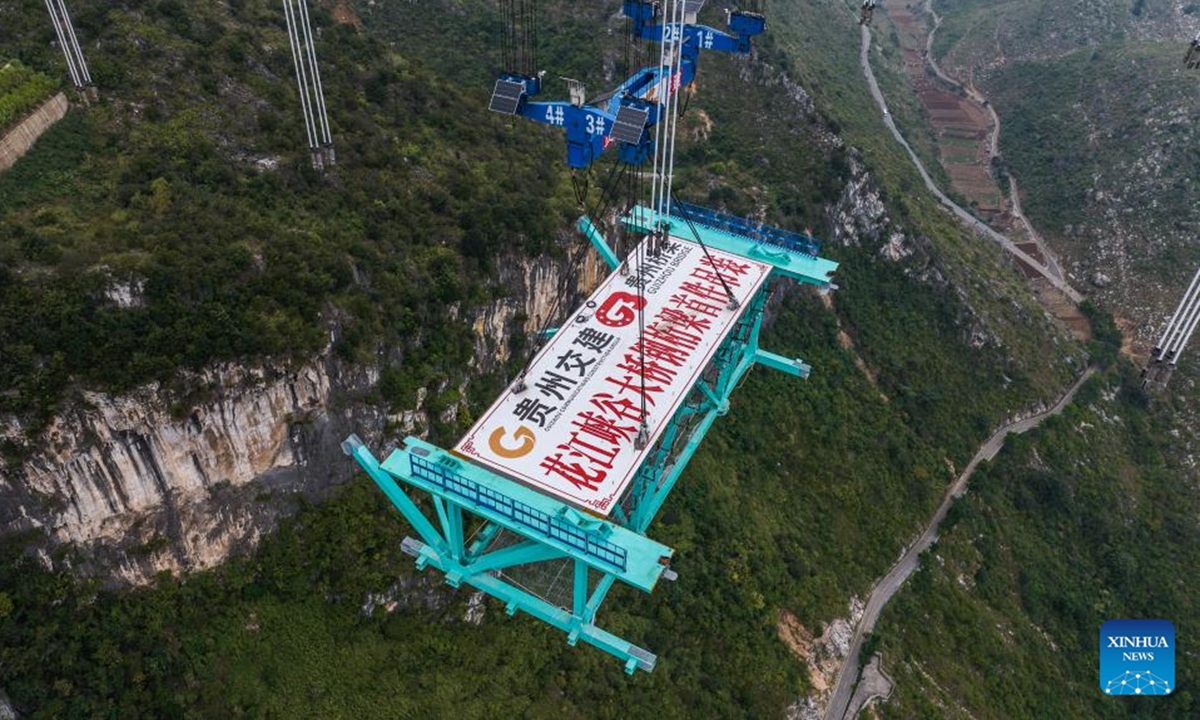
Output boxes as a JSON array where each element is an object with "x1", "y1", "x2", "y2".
[
  {"x1": 489, "y1": 79, "x2": 525, "y2": 115},
  {"x1": 683, "y1": 0, "x2": 705, "y2": 22},
  {"x1": 610, "y1": 104, "x2": 649, "y2": 145}
]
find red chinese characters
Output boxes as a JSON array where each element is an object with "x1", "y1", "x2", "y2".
[
  {"x1": 536, "y1": 255, "x2": 748, "y2": 502},
  {"x1": 455, "y1": 237, "x2": 772, "y2": 516}
]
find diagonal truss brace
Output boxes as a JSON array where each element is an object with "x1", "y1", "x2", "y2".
[
  {"x1": 343, "y1": 435, "x2": 673, "y2": 673},
  {"x1": 342, "y1": 276, "x2": 813, "y2": 673},
  {"x1": 345, "y1": 206, "x2": 834, "y2": 673},
  {"x1": 614, "y1": 282, "x2": 810, "y2": 533}
]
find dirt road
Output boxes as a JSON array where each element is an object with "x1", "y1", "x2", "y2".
[
  {"x1": 860, "y1": 24, "x2": 1080, "y2": 301},
  {"x1": 823, "y1": 367, "x2": 1096, "y2": 719}
]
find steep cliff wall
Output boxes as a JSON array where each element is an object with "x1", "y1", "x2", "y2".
[
  {"x1": 0, "y1": 92, "x2": 68, "y2": 173},
  {"x1": 0, "y1": 355, "x2": 380, "y2": 584},
  {"x1": 0, "y1": 250, "x2": 604, "y2": 584},
  {"x1": 472, "y1": 243, "x2": 607, "y2": 369}
]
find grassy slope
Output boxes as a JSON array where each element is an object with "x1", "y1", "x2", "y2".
[
  {"x1": 766, "y1": 0, "x2": 1080, "y2": 390},
  {"x1": 0, "y1": 59, "x2": 58, "y2": 130},
  {"x1": 931, "y1": 0, "x2": 1187, "y2": 67},
  {"x1": 988, "y1": 43, "x2": 1200, "y2": 270},
  {"x1": 0, "y1": 293, "x2": 1005, "y2": 718},
  {"x1": 843, "y1": 3, "x2": 1200, "y2": 716},
  {"x1": 0, "y1": 0, "x2": 578, "y2": 441},
  {"x1": 927, "y1": 0, "x2": 1200, "y2": 333}
]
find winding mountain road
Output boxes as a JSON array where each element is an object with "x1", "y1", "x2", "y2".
[
  {"x1": 823, "y1": 367, "x2": 1096, "y2": 720},
  {"x1": 918, "y1": 0, "x2": 1065, "y2": 282},
  {"x1": 859, "y1": 24, "x2": 1081, "y2": 302}
]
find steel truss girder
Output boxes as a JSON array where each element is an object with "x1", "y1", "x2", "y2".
[
  {"x1": 343, "y1": 435, "x2": 669, "y2": 673},
  {"x1": 344, "y1": 219, "x2": 834, "y2": 673}
]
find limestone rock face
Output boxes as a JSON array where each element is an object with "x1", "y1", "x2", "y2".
[
  {"x1": 0, "y1": 687, "x2": 16, "y2": 720},
  {"x1": 0, "y1": 356, "x2": 382, "y2": 584},
  {"x1": 0, "y1": 251, "x2": 601, "y2": 584},
  {"x1": 471, "y1": 246, "x2": 606, "y2": 371}
]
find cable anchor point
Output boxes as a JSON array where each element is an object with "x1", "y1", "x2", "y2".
[{"x1": 634, "y1": 421, "x2": 650, "y2": 450}]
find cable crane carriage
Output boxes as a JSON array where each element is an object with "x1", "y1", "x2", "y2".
[{"x1": 488, "y1": 0, "x2": 764, "y2": 169}]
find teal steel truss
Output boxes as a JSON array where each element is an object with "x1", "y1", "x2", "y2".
[{"x1": 344, "y1": 205, "x2": 838, "y2": 673}]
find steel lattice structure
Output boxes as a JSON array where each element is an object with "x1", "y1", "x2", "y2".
[
  {"x1": 344, "y1": 0, "x2": 839, "y2": 673},
  {"x1": 345, "y1": 206, "x2": 837, "y2": 672}
]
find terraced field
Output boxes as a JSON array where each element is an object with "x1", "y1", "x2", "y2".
[{"x1": 884, "y1": 2, "x2": 1005, "y2": 223}]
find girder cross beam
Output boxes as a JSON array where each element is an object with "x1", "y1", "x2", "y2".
[{"x1": 345, "y1": 203, "x2": 836, "y2": 673}]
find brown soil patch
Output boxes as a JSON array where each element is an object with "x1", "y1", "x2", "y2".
[
  {"x1": 330, "y1": 0, "x2": 362, "y2": 28},
  {"x1": 827, "y1": 295, "x2": 889, "y2": 402},
  {"x1": 778, "y1": 609, "x2": 814, "y2": 661},
  {"x1": 887, "y1": 5, "x2": 1008, "y2": 222},
  {"x1": 1032, "y1": 280, "x2": 1091, "y2": 341},
  {"x1": 1014, "y1": 241, "x2": 1046, "y2": 265},
  {"x1": 777, "y1": 610, "x2": 836, "y2": 696},
  {"x1": 887, "y1": 4, "x2": 1088, "y2": 339}
]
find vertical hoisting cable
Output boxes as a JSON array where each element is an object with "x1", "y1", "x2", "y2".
[
  {"x1": 636, "y1": 0, "x2": 688, "y2": 448},
  {"x1": 521, "y1": 0, "x2": 529, "y2": 74},
  {"x1": 499, "y1": 0, "x2": 508, "y2": 71},
  {"x1": 663, "y1": 0, "x2": 685, "y2": 213},
  {"x1": 531, "y1": 0, "x2": 539, "y2": 75},
  {"x1": 634, "y1": 207, "x2": 649, "y2": 449},
  {"x1": 514, "y1": 158, "x2": 629, "y2": 390},
  {"x1": 500, "y1": 0, "x2": 540, "y2": 76},
  {"x1": 510, "y1": 0, "x2": 518, "y2": 72}
]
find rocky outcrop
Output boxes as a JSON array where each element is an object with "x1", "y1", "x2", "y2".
[
  {"x1": 471, "y1": 246, "x2": 607, "y2": 370},
  {"x1": 0, "y1": 355, "x2": 383, "y2": 584},
  {"x1": 829, "y1": 150, "x2": 948, "y2": 291},
  {"x1": 829, "y1": 150, "x2": 1024, "y2": 353},
  {"x1": 0, "y1": 251, "x2": 602, "y2": 585},
  {"x1": 0, "y1": 92, "x2": 69, "y2": 173},
  {"x1": 0, "y1": 687, "x2": 16, "y2": 720},
  {"x1": 779, "y1": 599, "x2": 865, "y2": 720}
]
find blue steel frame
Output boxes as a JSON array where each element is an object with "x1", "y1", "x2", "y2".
[
  {"x1": 496, "y1": 1, "x2": 765, "y2": 168},
  {"x1": 345, "y1": 207, "x2": 837, "y2": 674}
]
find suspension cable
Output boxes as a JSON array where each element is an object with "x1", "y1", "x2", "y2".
[
  {"x1": 670, "y1": 190, "x2": 738, "y2": 306},
  {"x1": 499, "y1": 0, "x2": 507, "y2": 71},
  {"x1": 636, "y1": 221, "x2": 648, "y2": 437},
  {"x1": 531, "y1": 0, "x2": 539, "y2": 74}
]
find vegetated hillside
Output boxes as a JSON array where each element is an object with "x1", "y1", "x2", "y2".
[
  {"x1": 0, "y1": 0, "x2": 1095, "y2": 715},
  {"x1": 0, "y1": 293, "x2": 1044, "y2": 718},
  {"x1": 0, "y1": 59, "x2": 57, "y2": 131},
  {"x1": 876, "y1": 355, "x2": 1200, "y2": 718},
  {"x1": 929, "y1": 0, "x2": 1200, "y2": 349},
  {"x1": 0, "y1": 0, "x2": 1078, "y2": 443},
  {"x1": 988, "y1": 43, "x2": 1200, "y2": 338},
  {"x1": 0, "y1": 0, "x2": 578, "y2": 444},
  {"x1": 932, "y1": 0, "x2": 1197, "y2": 69}
]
